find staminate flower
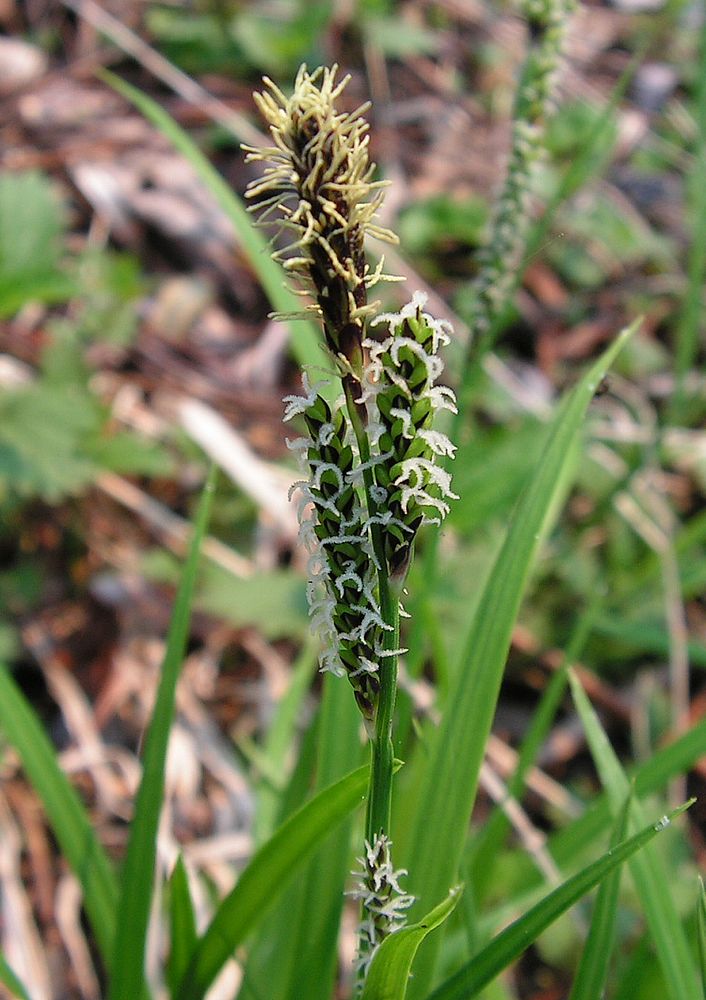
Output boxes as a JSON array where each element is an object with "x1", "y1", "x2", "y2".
[
  {"x1": 362, "y1": 292, "x2": 458, "y2": 578},
  {"x1": 349, "y1": 834, "x2": 415, "y2": 978},
  {"x1": 244, "y1": 65, "x2": 400, "y2": 375},
  {"x1": 284, "y1": 379, "x2": 389, "y2": 724}
]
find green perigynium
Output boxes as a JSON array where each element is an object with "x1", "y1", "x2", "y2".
[
  {"x1": 284, "y1": 381, "x2": 385, "y2": 725},
  {"x1": 284, "y1": 290, "x2": 458, "y2": 720},
  {"x1": 363, "y1": 293, "x2": 458, "y2": 579}
]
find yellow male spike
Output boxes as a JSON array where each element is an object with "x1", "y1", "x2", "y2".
[{"x1": 244, "y1": 65, "x2": 399, "y2": 375}]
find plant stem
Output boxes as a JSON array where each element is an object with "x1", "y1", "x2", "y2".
[{"x1": 365, "y1": 577, "x2": 400, "y2": 840}]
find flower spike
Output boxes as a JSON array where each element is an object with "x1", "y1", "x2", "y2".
[
  {"x1": 364, "y1": 292, "x2": 458, "y2": 578},
  {"x1": 245, "y1": 65, "x2": 399, "y2": 376},
  {"x1": 285, "y1": 385, "x2": 383, "y2": 724},
  {"x1": 349, "y1": 834, "x2": 414, "y2": 977}
]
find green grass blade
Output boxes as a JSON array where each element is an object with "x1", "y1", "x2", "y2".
[
  {"x1": 568, "y1": 669, "x2": 700, "y2": 999},
  {"x1": 176, "y1": 761, "x2": 401, "y2": 1000},
  {"x1": 260, "y1": 639, "x2": 318, "y2": 765},
  {"x1": 509, "y1": 713, "x2": 706, "y2": 898},
  {"x1": 0, "y1": 953, "x2": 32, "y2": 1000},
  {"x1": 98, "y1": 71, "x2": 326, "y2": 385},
  {"x1": 468, "y1": 664, "x2": 569, "y2": 902},
  {"x1": 669, "y1": 11, "x2": 706, "y2": 421},
  {"x1": 109, "y1": 466, "x2": 216, "y2": 1000},
  {"x1": 698, "y1": 878, "x2": 706, "y2": 998},
  {"x1": 237, "y1": 688, "x2": 324, "y2": 996},
  {"x1": 525, "y1": 44, "x2": 644, "y2": 267},
  {"x1": 591, "y1": 614, "x2": 706, "y2": 668},
  {"x1": 427, "y1": 802, "x2": 693, "y2": 1000},
  {"x1": 402, "y1": 322, "x2": 637, "y2": 997},
  {"x1": 470, "y1": 593, "x2": 600, "y2": 903},
  {"x1": 242, "y1": 670, "x2": 362, "y2": 1000},
  {"x1": 567, "y1": 793, "x2": 631, "y2": 1000},
  {"x1": 0, "y1": 665, "x2": 118, "y2": 964},
  {"x1": 167, "y1": 856, "x2": 199, "y2": 997},
  {"x1": 610, "y1": 937, "x2": 655, "y2": 1000},
  {"x1": 273, "y1": 673, "x2": 362, "y2": 1000},
  {"x1": 361, "y1": 887, "x2": 463, "y2": 1000},
  {"x1": 252, "y1": 639, "x2": 319, "y2": 846}
]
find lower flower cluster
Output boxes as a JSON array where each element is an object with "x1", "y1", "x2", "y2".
[
  {"x1": 348, "y1": 834, "x2": 415, "y2": 977},
  {"x1": 285, "y1": 295, "x2": 457, "y2": 723},
  {"x1": 285, "y1": 379, "x2": 388, "y2": 724}
]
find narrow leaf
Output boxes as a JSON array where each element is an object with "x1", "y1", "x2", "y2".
[
  {"x1": 0, "y1": 953, "x2": 32, "y2": 1000},
  {"x1": 264, "y1": 672, "x2": 362, "y2": 1000},
  {"x1": 402, "y1": 324, "x2": 637, "y2": 997},
  {"x1": 427, "y1": 802, "x2": 693, "y2": 1000},
  {"x1": 252, "y1": 640, "x2": 319, "y2": 846},
  {"x1": 697, "y1": 877, "x2": 706, "y2": 999},
  {"x1": 568, "y1": 669, "x2": 700, "y2": 1000},
  {"x1": 177, "y1": 762, "x2": 401, "y2": 1000},
  {"x1": 109, "y1": 466, "x2": 215, "y2": 1000},
  {"x1": 513, "y1": 714, "x2": 706, "y2": 897},
  {"x1": 568, "y1": 793, "x2": 631, "y2": 1000},
  {"x1": 525, "y1": 45, "x2": 643, "y2": 266},
  {"x1": 361, "y1": 887, "x2": 463, "y2": 1000},
  {"x1": 167, "y1": 856, "x2": 199, "y2": 996},
  {"x1": 669, "y1": 9, "x2": 706, "y2": 420},
  {"x1": 470, "y1": 592, "x2": 601, "y2": 903},
  {"x1": 0, "y1": 665, "x2": 117, "y2": 965}
]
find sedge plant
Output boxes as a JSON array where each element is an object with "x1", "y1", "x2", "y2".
[
  {"x1": 244, "y1": 64, "x2": 459, "y2": 974},
  {"x1": 0, "y1": 4, "x2": 703, "y2": 999},
  {"x1": 239, "y1": 49, "x2": 696, "y2": 1000}
]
